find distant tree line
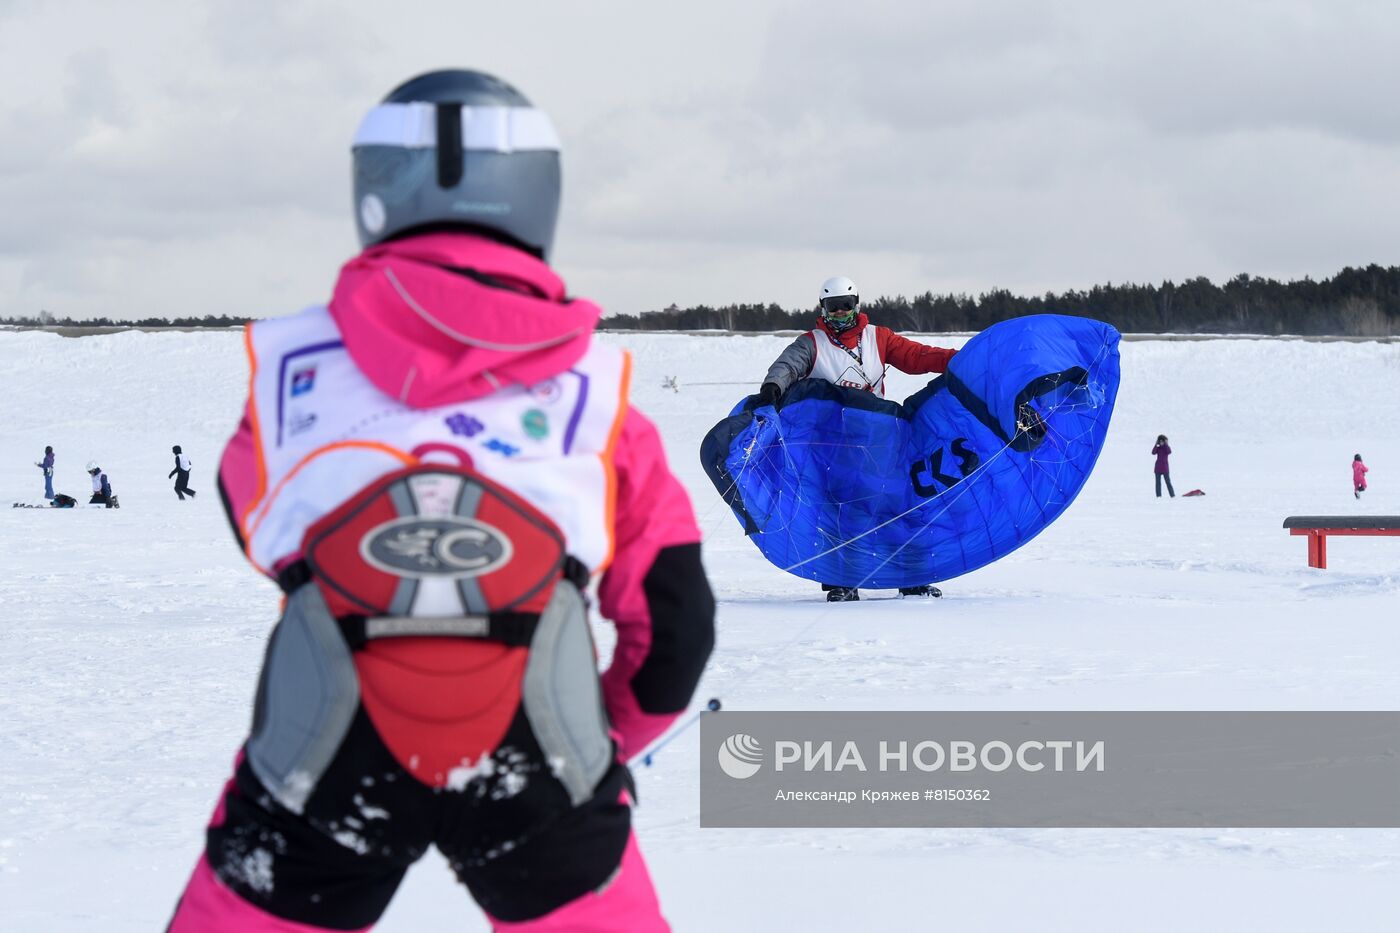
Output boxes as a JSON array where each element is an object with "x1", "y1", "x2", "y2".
[
  {"x1": 604, "y1": 264, "x2": 1400, "y2": 336},
  {"x1": 0, "y1": 311, "x2": 249, "y2": 328},
  {"x1": 5, "y1": 264, "x2": 1399, "y2": 336}
]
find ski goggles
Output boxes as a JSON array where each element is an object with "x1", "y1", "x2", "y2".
[{"x1": 820, "y1": 295, "x2": 859, "y2": 315}]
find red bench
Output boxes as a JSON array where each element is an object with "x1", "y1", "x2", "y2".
[{"x1": 1283, "y1": 516, "x2": 1400, "y2": 569}]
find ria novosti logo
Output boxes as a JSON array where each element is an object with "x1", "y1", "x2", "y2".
[
  {"x1": 715, "y1": 733, "x2": 1108, "y2": 781},
  {"x1": 717, "y1": 733, "x2": 764, "y2": 779}
]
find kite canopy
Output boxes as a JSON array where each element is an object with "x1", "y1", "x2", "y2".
[{"x1": 700, "y1": 314, "x2": 1121, "y2": 588}]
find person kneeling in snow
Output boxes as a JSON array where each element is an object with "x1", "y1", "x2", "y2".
[
  {"x1": 756, "y1": 275, "x2": 957, "y2": 603},
  {"x1": 86, "y1": 461, "x2": 118, "y2": 508}
]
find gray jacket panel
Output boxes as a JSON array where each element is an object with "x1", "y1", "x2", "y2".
[{"x1": 762, "y1": 333, "x2": 815, "y2": 393}]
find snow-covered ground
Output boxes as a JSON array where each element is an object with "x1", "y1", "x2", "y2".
[{"x1": 2, "y1": 328, "x2": 1398, "y2": 931}]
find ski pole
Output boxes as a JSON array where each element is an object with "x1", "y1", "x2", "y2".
[{"x1": 639, "y1": 698, "x2": 722, "y2": 767}]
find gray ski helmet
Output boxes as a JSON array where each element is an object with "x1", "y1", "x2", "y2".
[{"x1": 352, "y1": 69, "x2": 562, "y2": 260}]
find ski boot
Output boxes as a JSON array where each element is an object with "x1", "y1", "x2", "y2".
[
  {"x1": 825, "y1": 586, "x2": 860, "y2": 602},
  {"x1": 898, "y1": 585, "x2": 942, "y2": 598}
]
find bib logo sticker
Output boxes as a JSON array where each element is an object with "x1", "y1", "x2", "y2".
[
  {"x1": 718, "y1": 733, "x2": 764, "y2": 780},
  {"x1": 291, "y1": 367, "x2": 317, "y2": 396},
  {"x1": 289, "y1": 411, "x2": 318, "y2": 436},
  {"x1": 522, "y1": 408, "x2": 549, "y2": 440},
  {"x1": 446, "y1": 413, "x2": 485, "y2": 438},
  {"x1": 360, "y1": 517, "x2": 514, "y2": 579},
  {"x1": 529, "y1": 379, "x2": 562, "y2": 405},
  {"x1": 836, "y1": 365, "x2": 877, "y2": 393},
  {"x1": 484, "y1": 438, "x2": 520, "y2": 457}
]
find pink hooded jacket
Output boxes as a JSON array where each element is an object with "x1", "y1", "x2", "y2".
[
  {"x1": 218, "y1": 232, "x2": 713, "y2": 760},
  {"x1": 1354, "y1": 459, "x2": 1368, "y2": 488}
]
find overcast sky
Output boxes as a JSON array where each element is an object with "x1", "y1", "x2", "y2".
[{"x1": 2, "y1": 0, "x2": 1398, "y2": 320}]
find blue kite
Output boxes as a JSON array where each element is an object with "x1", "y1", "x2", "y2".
[{"x1": 699, "y1": 314, "x2": 1121, "y2": 588}]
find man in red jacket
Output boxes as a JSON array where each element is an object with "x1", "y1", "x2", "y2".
[{"x1": 757, "y1": 275, "x2": 956, "y2": 602}]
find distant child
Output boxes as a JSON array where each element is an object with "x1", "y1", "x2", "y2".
[
  {"x1": 1153, "y1": 434, "x2": 1175, "y2": 498},
  {"x1": 35, "y1": 445, "x2": 54, "y2": 500},
  {"x1": 86, "y1": 461, "x2": 118, "y2": 508},
  {"x1": 1354, "y1": 454, "x2": 1368, "y2": 499},
  {"x1": 168, "y1": 445, "x2": 196, "y2": 500}
]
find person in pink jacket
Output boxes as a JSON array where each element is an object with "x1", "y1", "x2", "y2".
[
  {"x1": 168, "y1": 70, "x2": 714, "y2": 933},
  {"x1": 1152, "y1": 434, "x2": 1175, "y2": 498},
  {"x1": 1354, "y1": 454, "x2": 1369, "y2": 499}
]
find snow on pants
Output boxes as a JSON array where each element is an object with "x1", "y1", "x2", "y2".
[{"x1": 167, "y1": 583, "x2": 669, "y2": 932}]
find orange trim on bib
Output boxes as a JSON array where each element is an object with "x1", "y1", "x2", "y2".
[
  {"x1": 240, "y1": 324, "x2": 269, "y2": 536},
  {"x1": 244, "y1": 440, "x2": 419, "y2": 553},
  {"x1": 596, "y1": 351, "x2": 632, "y2": 574}
]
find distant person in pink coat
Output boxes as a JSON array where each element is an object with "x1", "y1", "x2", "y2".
[
  {"x1": 1354, "y1": 454, "x2": 1368, "y2": 499},
  {"x1": 1152, "y1": 434, "x2": 1175, "y2": 498}
]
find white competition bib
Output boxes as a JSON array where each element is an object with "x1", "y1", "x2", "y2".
[
  {"x1": 237, "y1": 306, "x2": 629, "y2": 576},
  {"x1": 808, "y1": 326, "x2": 885, "y2": 396}
]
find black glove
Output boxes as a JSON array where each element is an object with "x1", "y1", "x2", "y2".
[{"x1": 757, "y1": 382, "x2": 782, "y2": 406}]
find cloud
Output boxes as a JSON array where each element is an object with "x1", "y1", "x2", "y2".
[
  {"x1": 0, "y1": 0, "x2": 383, "y2": 316},
  {"x1": 564, "y1": 0, "x2": 1400, "y2": 307},
  {"x1": 1, "y1": 0, "x2": 1398, "y2": 320}
]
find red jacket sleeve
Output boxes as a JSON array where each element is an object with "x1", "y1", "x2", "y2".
[
  {"x1": 876, "y1": 327, "x2": 956, "y2": 375},
  {"x1": 597, "y1": 406, "x2": 716, "y2": 760}
]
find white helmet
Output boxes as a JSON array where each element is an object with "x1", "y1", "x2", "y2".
[
  {"x1": 819, "y1": 275, "x2": 858, "y2": 305},
  {"x1": 818, "y1": 275, "x2": 859, "y2": 328},
  {"x1": 86, "y1": 460, "x2": 100, "y2": 473}
]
